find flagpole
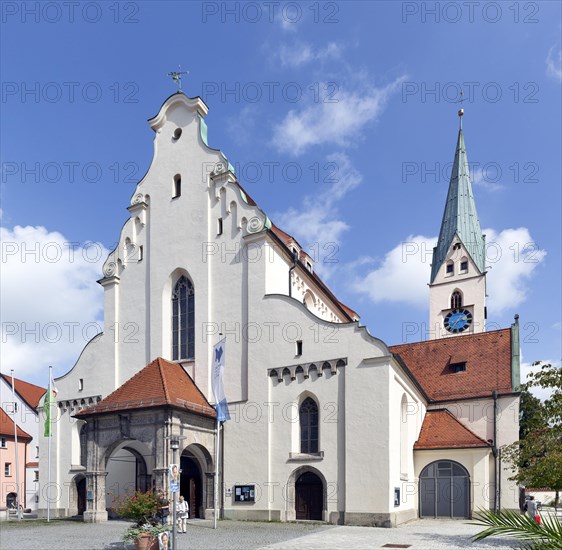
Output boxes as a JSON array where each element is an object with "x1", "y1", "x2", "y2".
[
  {"x1": 47, "y1": 366, "x2": 52, "y2": 523},
  {"x1": 10, "y1": 370, "x2": 21, "y2": 521},
  {"x1": 213, "y1": 416, "x2": 220, "y2": 530},
  {"x1": 212, "y1": 334, "x2": 229, "y2": 530}
]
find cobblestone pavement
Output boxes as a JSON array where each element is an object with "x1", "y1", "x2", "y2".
[{"x1": 0, "y1": 517, "x2": 521, "y2": 550}]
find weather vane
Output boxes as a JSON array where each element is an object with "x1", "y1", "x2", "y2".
[
  {"x1": 167, "y1": 65, "x2": 189, "y2": 92},
  {"x1": 456, "y1": 89, "x2": 465, "y2": 129}
]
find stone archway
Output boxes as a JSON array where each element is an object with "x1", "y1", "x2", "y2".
[
  {"x1": 286, "y1": 466, "x2": 327, "y2": 522},
  {"x1": 105, "y1": 440, "x2": 153, "y2": 513},
  {"x1": 68, "y1": 474, "x2": 87, "y2": 516},
  {"x1": 181, "y1": 443, "x2": 214, "y2": 519}
]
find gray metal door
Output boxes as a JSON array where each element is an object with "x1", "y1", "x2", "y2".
[{"x1": 419, "y1": 461, "x2": 470, "y2": 518}]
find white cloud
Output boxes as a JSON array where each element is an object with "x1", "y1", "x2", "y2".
[
  {"x1": 483, "y1": 227, "x2": 547, "y2": 313},
  {"x1": 0, "y1": 225, "x2": 108, "y2": 380},
  {"x1": 471, "y1": 166, "x2": 506, "y2": 192},
  {"x1": 272, "y1": 75, "x2": 406, "y2": 156},
  {"x1": 546, "y1": 46, "x2": 562, "y2": 81},
  {"x1": 274, "y1": 152, "x2": 362, "y2": 276},
  {"x1": 353, "y1": 227, "x2": 546, "y2": 313},
  {"x1": 352, "y1": 235, "x2": 435, "y2": 307},
  {"x1": 277, "y1": 41, "x2": 343, "y2": 68}
]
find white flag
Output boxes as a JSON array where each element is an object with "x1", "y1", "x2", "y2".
[{"x1": 211, "y1": 338, "x2": 230, "y2": 421}]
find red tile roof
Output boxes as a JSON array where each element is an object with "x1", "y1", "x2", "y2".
[
  {"x1": 1, "y1": 374, "x2": 46, "y2": 409},
  {"x1": 414, "y1": 409, "x2": 491, "y2": 450},
  {"x1": 389, "y1": 328, "x2": 513, "y2": 401},
  {"x1": 0, "y1": 407, "x2": 32, "y2": 440},
  {"x1": 75, "y1": 358, "x2": 216, "y2": 418}
]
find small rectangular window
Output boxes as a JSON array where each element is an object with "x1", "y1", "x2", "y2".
[
  {"x1": 446, "y1": 263, "x2": 454, "y2": 274},
  {"x1": 306, "y1": 261, "x2": 312, "y2": 272},
  {"x1": 35, "y1": 495, "x2": 39, "y2": 504},
  {"x1": 138, "y1": 245, "x2": 143, "y2": 261},
  {"x1": 0, "y1": 438, "x2": 6, "y2": 448},
  {"x1": 78, "y1": 378, "x2": 84, "y2": 392},
  {"x1": 173, "y1": 175, "x2": 181, "y2": 198},
  {"x1": 296, "y1": 341, "x2": 303, "y2": 356},
  {"x1": 35, "y1": 446, "x2": 39, "y2": 458},
  {"x1": 460, "y1": 260, "x2": 468, "y2": 271},
  {"x1": 5, "y1": 463, "x2": 11, "y2": 476},
  {"x1": 217, "y1": 218, "x2": 223, "y2": 235},
  {"x1": 34, "y1": 471, "x2": 39, "y2": 482},
  {"x1": 451, "y1": 362, "x2": 466, "y2": 373}
]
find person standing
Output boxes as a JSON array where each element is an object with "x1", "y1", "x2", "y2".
[
  {"x1": 525, "y1": 496, "x2": 538, "y2": 522},
  {"x1": 177, "y1": 495, "x2": 189, "y2": 533}
]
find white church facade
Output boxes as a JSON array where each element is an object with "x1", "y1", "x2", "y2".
[{"x1": 38, "y1": 93, "x2": 521, "y2": 526}]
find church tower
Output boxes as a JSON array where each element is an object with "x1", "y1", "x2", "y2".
[{"x1": 429, "y1": 110, "x2": 486, "y2": 339}]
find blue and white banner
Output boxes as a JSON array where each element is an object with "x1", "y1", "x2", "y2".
[{"x1": 212, "y1": 338, "x2": 230, "y2": 422}]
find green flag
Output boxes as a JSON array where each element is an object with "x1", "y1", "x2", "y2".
[{"x1": 43, "y1": 375, "x2": 58, "y2": 437}]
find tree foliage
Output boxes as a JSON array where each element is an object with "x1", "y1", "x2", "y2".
[
  {"x1": 503, "y1": 361, "x2": 562, "y2": 508},
  {"x1": 471, "y1": 508, "x2": 562, "y2": 549}
]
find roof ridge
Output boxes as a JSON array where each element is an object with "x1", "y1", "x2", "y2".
[
  {"x1": 157, "y1": 358, "x2": 172, "y2": 403},
  {"x1": 389, "y1": 326, "x2": 511, "y2": 349},
  {"x1": 439, "y1": 409, "x2": 490, "y2": 446}
]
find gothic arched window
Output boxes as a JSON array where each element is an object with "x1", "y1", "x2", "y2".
[
  {"x1": 172, "y1": 276, "x2": 195, "y2": 360},
  {"x1": 451, "y1": 290, "x2": 462, "y2": 309},
  {"x1": 300, "y1": 397, "x2": 319, "y2": 454}
]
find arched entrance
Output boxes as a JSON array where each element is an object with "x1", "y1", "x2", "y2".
[
  {"x1": 75, "y1": 476, "x2": 86, "y2": 516},
  {"x1": 105, "y1": 441, "x2": 152, "y2": 512},
  {"x1": 180, "y1": 444, "x2": 213, "y2": 519},
  {"x1": 180, "y1": 455, "x2": 202, "y2": 518},
  {"x1": 295, "y1": 472, "x2": 323, "y2": 520},
  {"x1": 6, "y1": 492, "x2": 16, "y2": 509},
  {"x1": 419, "y1": 460, "x2": 470, "y2": 518}
]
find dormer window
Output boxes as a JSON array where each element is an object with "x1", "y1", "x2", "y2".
[
  {"x1": 450, "y1": 362, "x2": 466, "y2": 373},
  {"x1": 173, "y1": 175, "x2": 181, "y2": 198},
  {"x1": 306, "y1": 261, "x2": 312, "y2": 272},
  {"x1": 446, "y1": 261, "x2": 454, "y2": 275},
  {"x1": 460, "y1": 259, "x2": 468, "y2": 272}
]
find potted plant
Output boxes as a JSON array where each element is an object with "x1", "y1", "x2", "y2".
[{"x1": 112, "y1": 490, "x2": 169, "y2": 550}]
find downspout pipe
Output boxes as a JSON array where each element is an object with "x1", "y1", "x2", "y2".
[{"x1": 492, "y1": 390, "x2": 499, "y2": 511}]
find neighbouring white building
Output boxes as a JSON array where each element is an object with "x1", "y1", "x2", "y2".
[
  {"x1": 37, "y1": 93, "x2": 521, "y2": 526},
  {"x1": 0, "y1": 374, "x2": 45, "y2": 512}
]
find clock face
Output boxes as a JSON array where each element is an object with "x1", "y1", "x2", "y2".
[{"x1": 444, "y1": 308, "x2": 473, "y2": 333}]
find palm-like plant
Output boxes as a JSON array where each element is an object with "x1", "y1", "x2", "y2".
[{"x1": 471, "y1": 508, "x2": 562, "y2": 550}]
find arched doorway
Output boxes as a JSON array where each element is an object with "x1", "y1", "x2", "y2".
[
  {"x1": 105, "y1": 441, "x2": 152, "y2": 512},
  {"x1": 419, "y1": 460, "x2": 470, "y2": 518},
  {"x1": 6, "y1": 492, "x2": 16, "y2": 509},
  {"x1": 180, "y1": 455, "x2": 202, "y2": 518},
  {"x1": 76, "y1": 476, "x2": 86, "y2": 516},
  {"x1": 295, "y1": 472, "x2": 323, "y2": 520}
]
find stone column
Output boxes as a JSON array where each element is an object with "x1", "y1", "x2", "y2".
[{"x1": 83, "y1": 471, "x2": 108, "y2": 522}]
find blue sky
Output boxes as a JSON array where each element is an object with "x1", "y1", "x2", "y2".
[{"x1": 1, "y1": 1, "x2": 560, "y2": 391}]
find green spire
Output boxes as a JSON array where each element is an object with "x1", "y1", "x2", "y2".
[{"x1": 430, "y1": 124, "x2": 486, "y2": 283}]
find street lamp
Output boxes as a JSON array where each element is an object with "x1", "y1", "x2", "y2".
[{"x1": 165, "y1": 434, "x2": 186, "y2": 550}]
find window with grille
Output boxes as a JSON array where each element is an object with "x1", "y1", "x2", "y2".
[
  {"x1": 172, "y1": 276, "x2": 195, "y2": 360},
  {"x1": 300, "y1": 398, "x2": 319, "y2": 454}
]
